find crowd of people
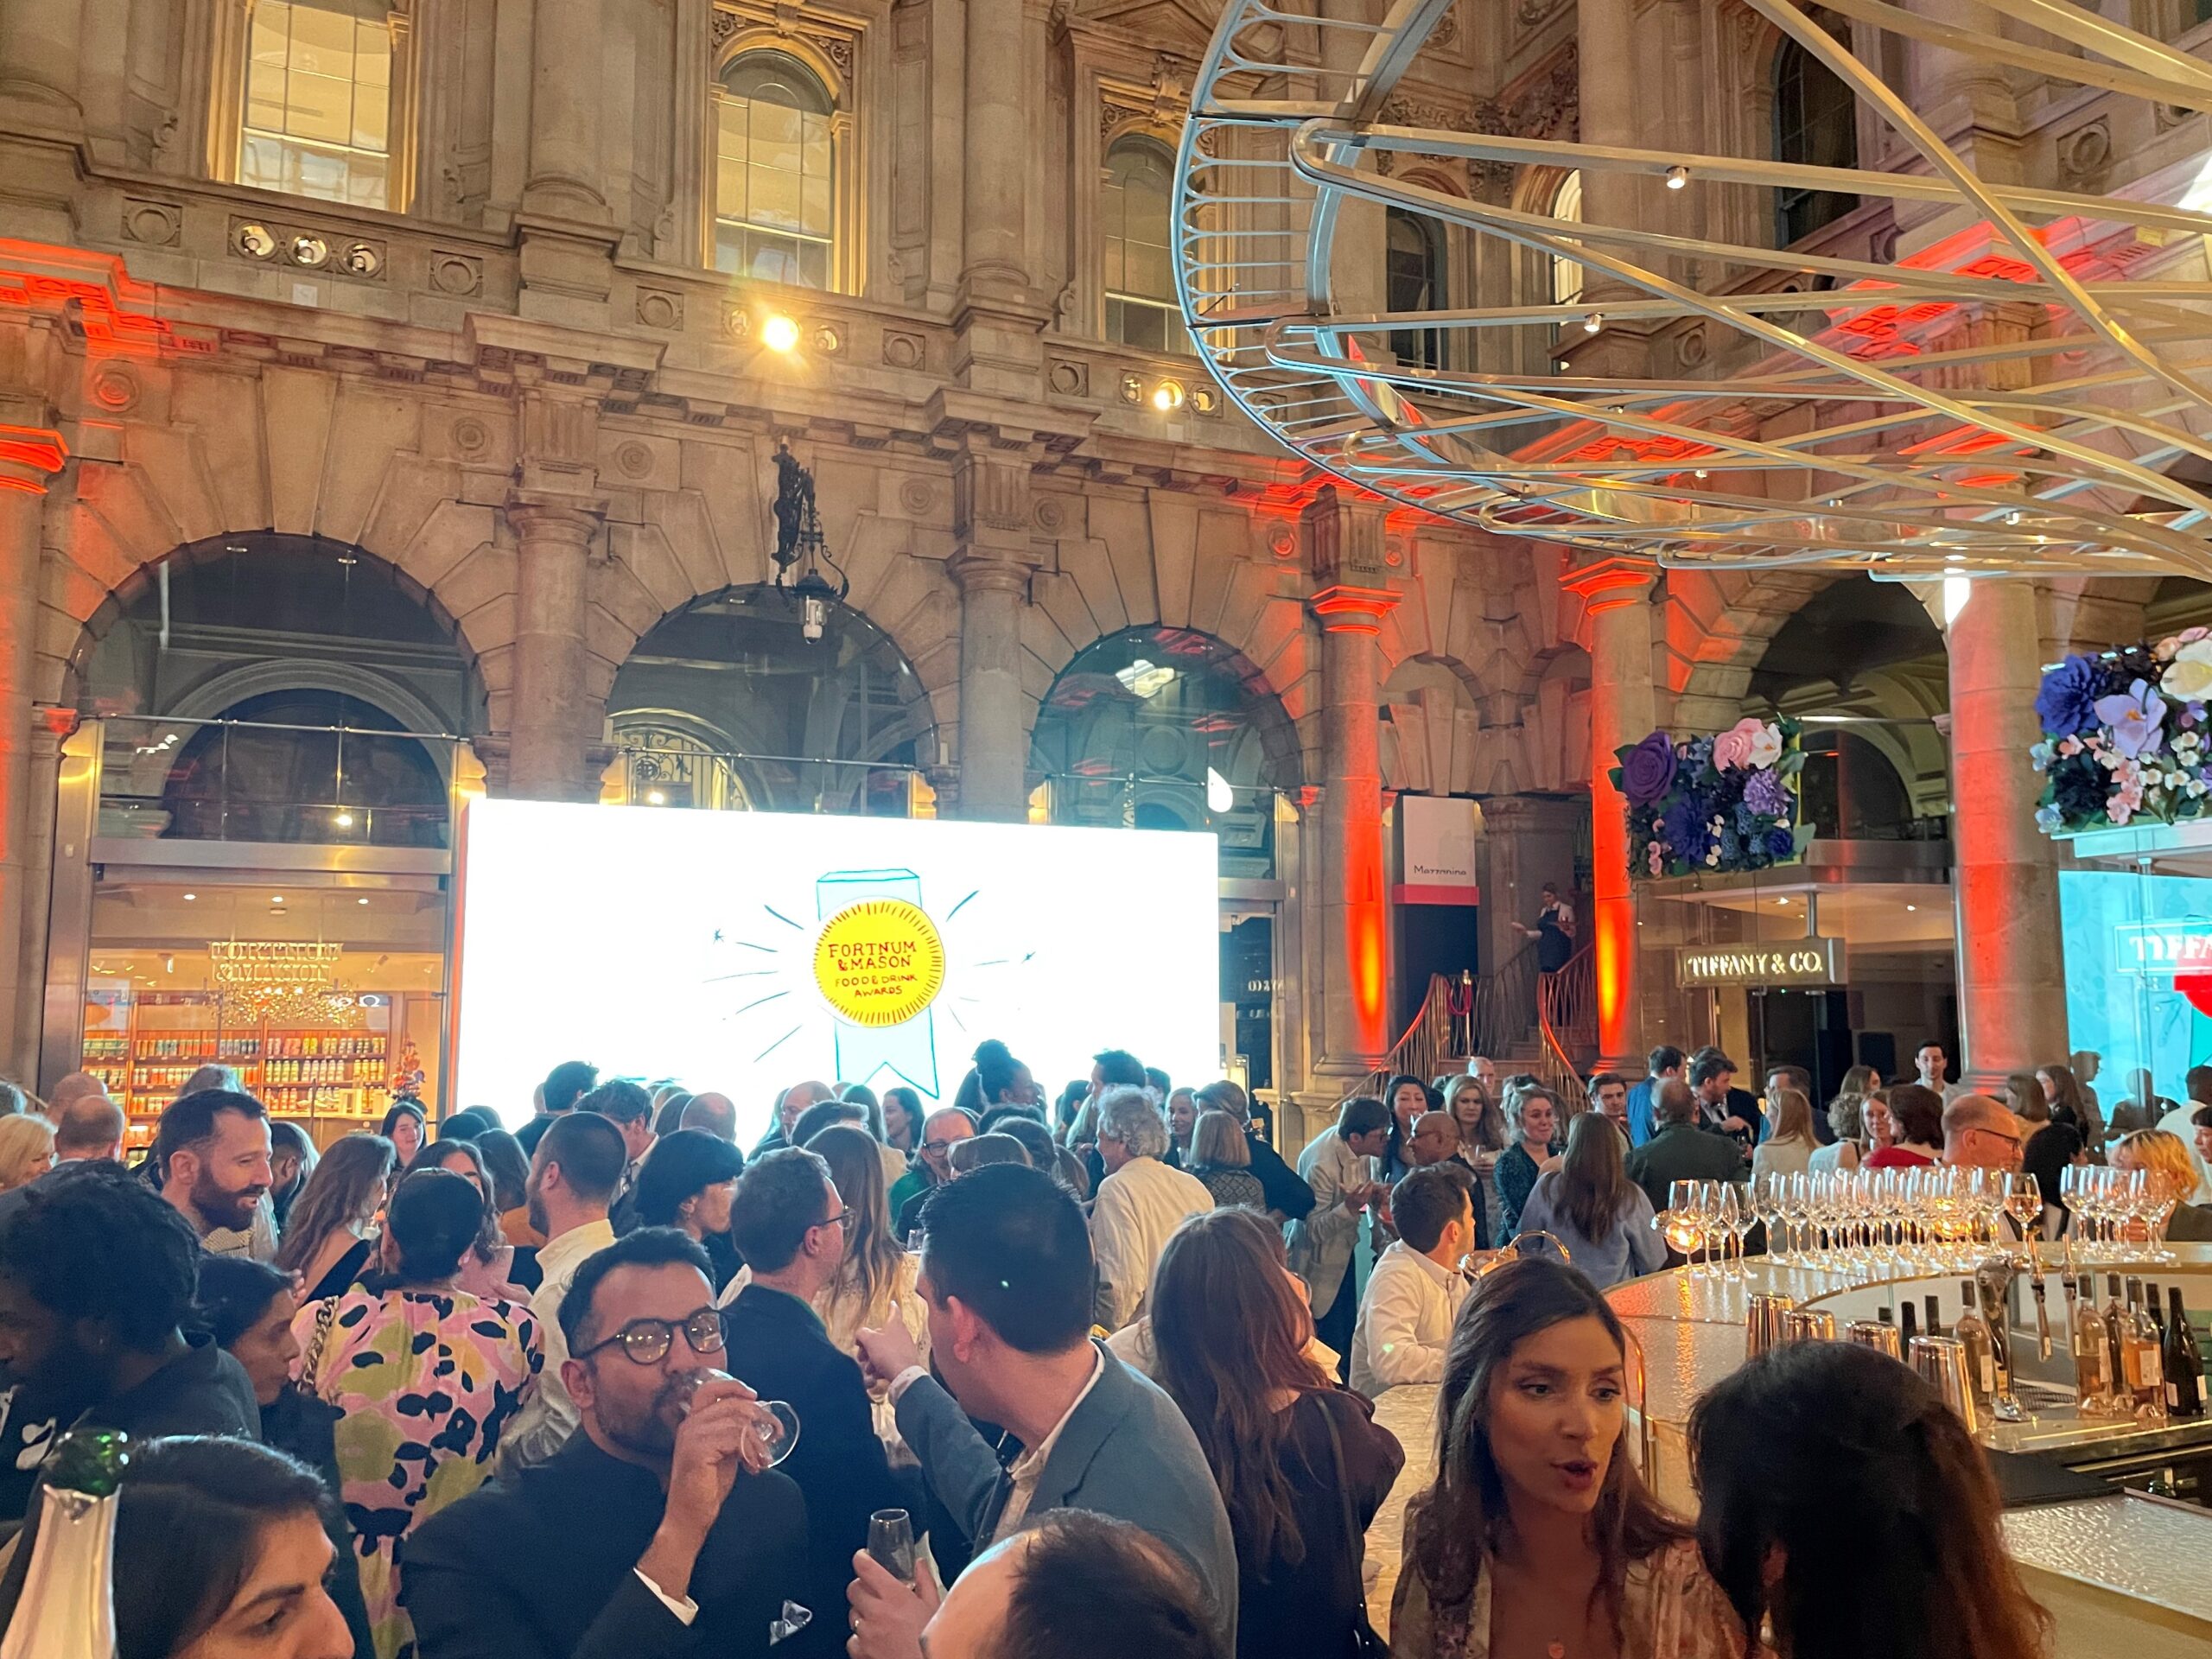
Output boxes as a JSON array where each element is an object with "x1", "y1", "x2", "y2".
[{"x1": 0, "y1": 1034, "x2": 2081, "y2": 1659}]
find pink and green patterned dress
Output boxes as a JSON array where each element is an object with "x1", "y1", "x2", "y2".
[{"x1": 292, "y1": 1284, "x2": 542, "y2": 1659}]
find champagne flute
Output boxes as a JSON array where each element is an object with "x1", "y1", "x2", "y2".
[
  {"x1": 1726, "y1": 1183, "x2": 1755, "y2": 1279},
  {"x1": 2003, "y1": 1173, "x2": 2042, "y2": 1256}
]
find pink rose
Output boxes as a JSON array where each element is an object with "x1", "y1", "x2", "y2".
[{"x1": 1712, "y1": 719, "x2": 1759, "y2": 771}]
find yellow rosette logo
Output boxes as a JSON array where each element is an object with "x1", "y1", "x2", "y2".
[{"x1": 813, "y1": 899, "x2": 946, "y2": 1028}]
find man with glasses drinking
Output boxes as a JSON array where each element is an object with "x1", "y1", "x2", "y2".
[
  {"x1": 404, "y1": 1227, "x2": 809, "y2": 1659},
  {"x1": 722, "y1": 1147, "x2": 903, "y2": 1636},
  {"x1": 1942, "y1": 1094, "x2": 2027, "y2": 1171}
]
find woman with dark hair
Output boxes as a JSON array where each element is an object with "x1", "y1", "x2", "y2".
[
  {"x1": 1866, "y1": 1084, "x2": 1943, "y2": 1167},
  {"x1": 407, "y1": 1136, "x2": 524, "y2": 1300},
  {"x1": 2037, "y1": 1060, "x2": 2103, "y2": 1152},
  {"x1": 650, "y1": 1088, "x2": 694, "y2": 1139},
  {"x1": 790, "y1": 1096, "x2": 867, "y2": 1149},
  {"x1": 274, "y1": 1134, "x2": 397, "y2": 1303},
  {"x1": 99, "y1": 1437, "x2": 355, "y2": 1659},
  {"x1": 472, "y1": 1126, "x2": 538, "y2": 1242},
  {"x1": 1383, "y1": 1074, "x2": 1436, "y2": 1185},
  {"x1": 377, "y1": 1099, "x2": 426, "y2": 1166},
  {"x1": 631, "y1": 1127, "x2": 746, "y2": 1289},
  {"x1": 2004, "y1": 1071, "x2": 2051, "y2": 1125},
  {"x1": 290, "y1": 1167, "x2": 542, "y2": 1658},
  {"x1": 880, "y1": 1084, "x2": 921, "y2": 1155},
  {"x1": 1395, "y1": 1257, "x2": 1743, "y2": 1659},
  {"x1": 2023, "y1": 1121, "x2": 2086, "y2": 1238},
  {"x1": 1151, "y1": 1208, "x2": 1403, "y2": 1659},
  {"x1": 1514, "y1": 1111, "x2": 1665, "y2": 1288},
  {"x1": 953, "y1": 1038, "x2": 1020, "y2": 1116},
  {"x1": 194, "y1": 1258, "x2": 378, "y2": 1659},
  {"x1": 269, "y1": 1119, "x2": 318, "y2": 1230},
  {"x1": 1691, "y1": 1341, "x2": 2047, "y2": 1659}
]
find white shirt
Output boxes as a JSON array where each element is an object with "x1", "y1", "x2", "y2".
[
  {"x1": 1350, "y1": 1239, "x2": 1467, "y2": 1397},
  {"x1": 1090, "y1": 1155, "x2": 1214, "y2": 1331},
  {"x1": 495, "y1": 1217, "x2": 615, "y2": 1475},
  {"x1": 2155, "y1": 1103, "x2": 2212, "y2": 1204},
  {"x1": 995, "y1": 1347, "x2": 1103, "y2": 1541}
]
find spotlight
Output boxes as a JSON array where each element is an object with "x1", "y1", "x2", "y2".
[
  {"x1": 1694, "y1": 469, "x2": 1708, "y2": 479},
  {"x1": 1583, "y1": 314, "x2": 1602, "y2": 334},
  {"x1": 645, "y1": 789, "x2": 666, "y2": 806},
  {"x1": 762, "y1": 315, "x2": 800, "y2": 353},
  {"x1": 1665, "y1": 165, "x2": 1689, "y2": 189},
  {"x1": 1152, "y1": 379, "x2": 1187, "y2": 412},
  {"x1": 333, "y1": 809, "x2": 354, "y2": 829},
  {"x1": 182, "y1": 893, "x2": 196, "y2": 901}
]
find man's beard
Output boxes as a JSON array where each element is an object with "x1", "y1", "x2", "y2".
[
  {"x1": 192, "y1": 1180, "x2": 264, "y2": 1234},
  {"x1": 596, "y1": 1370, "x2": 691, "y2": 1460},
  {"x1": 526, "y1": 1185, "x2": 549, "y2": 1237}
]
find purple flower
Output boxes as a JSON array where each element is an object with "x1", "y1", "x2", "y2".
[
  {"x1": 1743, "y1": 766, "x2": 1790, "y2": 817},
  {"x1": 1662, "y1": 798, "x2": 1704, "y2": 856},
  {"x1": 2094, "y1": 678, "x2": 2166, "y2": 759},
  {"x1": 1619, "y1": 732, "x2": 1679, "y2": 805},
  {"x1": 1764, "y1": 826, "x2": 1797, "y2": 860},
  {"x1": 2035, "y1": 655, "x2": 2104, "y2": 737}
]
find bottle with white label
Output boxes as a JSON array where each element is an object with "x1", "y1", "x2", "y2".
[
  {"x1": 1954, "y1": 1281, "x2": 1996, "y2": 1408},
  {"x1": 2125, "y1": 1278, "x2": 2168, "y2": 1426}
]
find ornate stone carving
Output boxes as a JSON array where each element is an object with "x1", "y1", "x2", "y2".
[
  {"x1": 429, "y1": 252, "x2": 483, "y2": 296},
  {"x1": 636, "y1": 289, "x2": 685, "y2": 330},
  {"x1": 121, "y1": 198, "x2": 181, "y2": 248},
  {"x1": 882, "y1": 330, "x2": 925, "y2": 369}
]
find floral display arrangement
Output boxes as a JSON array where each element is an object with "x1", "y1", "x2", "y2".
[
  {"x1": 2031, "y1": 632, "x2": 2212, "y2": 835},
  {"x1": 1611, "y1": 717, "x2": 1806, "y2": 879}
]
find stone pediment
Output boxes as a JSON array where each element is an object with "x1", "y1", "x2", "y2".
[{"x1": 1071, "y1": 0, "x2": 1220, "y2": 52}]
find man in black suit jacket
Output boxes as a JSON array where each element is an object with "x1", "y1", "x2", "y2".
[
  {"x1": 721, "y1": 1149, "x2": 901, "y2": 1630},
  {"x1": 404, "y1": 1229, "x2": 808, "y2": 1659}
]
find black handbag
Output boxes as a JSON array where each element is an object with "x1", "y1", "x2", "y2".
[{"x1": 1320, "y1": 1399, "x2": 1393, "y2": 1659}]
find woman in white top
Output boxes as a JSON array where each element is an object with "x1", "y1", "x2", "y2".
[{"x1": 1751, "y1": 1088, "x2": 1818, "y2": 1181}]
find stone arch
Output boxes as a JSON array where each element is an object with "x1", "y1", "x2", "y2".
[
  {"x1": 1662, "y1": 565, "x2": 1847, "y2": 731},
  {"x1": 42, "y1": 365, "x2": 508, "y2": 720}
]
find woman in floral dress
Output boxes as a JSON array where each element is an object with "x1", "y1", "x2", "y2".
[
  {"x1": 1392, "y1": 1257, "x2": 1751, "y2": 1659},
  {"x1": 292, "y1": 1166, "x2": 541, "y2": 1659}
]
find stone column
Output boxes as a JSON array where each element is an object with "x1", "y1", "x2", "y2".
[
  {"x1": 0, "y1": 423, "x2": 65, "y2": 1077},
  {"x1": 949, "y1": 443, "x2": 1038, "y2": 821},
  {"x1": 1575, "y1": 0, "x2": 1638, "y2": 306},
  {"x1": 1563, "y1": 558, "x2": 1656, "y2": 1071},
  {"x1": 961, "y1": 0, "x2": 1025, "y2": 297},
  {"x1": 1302, "y1": 485, "x2": 1400, "y2": 1084},
  {"x1": 524, "y1": 0, "x2": 607, "y2": 217},
  {"x1": 505, "y1": 500, "x2": 600, "y2": 800},
  {"x1": 1946, "y1": 579, "x2": 2066, "y2": 1090}
]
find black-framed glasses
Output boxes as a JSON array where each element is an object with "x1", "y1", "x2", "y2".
[
  {"x1": 577, "y1": 1306, "x2": 726, "y2": 1366},
  {"x1": 818, "y1": 1208, "x2": 853, "y2": 1232}
]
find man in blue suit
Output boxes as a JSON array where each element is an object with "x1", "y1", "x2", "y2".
[{"x1": 1624, "y1": 1045, "x2": 1684, "y2": 1147}]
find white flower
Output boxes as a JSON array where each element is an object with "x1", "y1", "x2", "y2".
[
  {"x1": 1746, "y1": 722, "x2": 1785, "y2": 768},
  {"x1": 2162, "y1": 640, "x2": 2212, "y2": 702}
]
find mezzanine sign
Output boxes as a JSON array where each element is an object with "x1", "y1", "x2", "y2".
[{"x1": 1676, "y1": 939, "x2": 1847, "y2": 988}]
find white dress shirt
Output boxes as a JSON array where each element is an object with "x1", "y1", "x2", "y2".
[
  {"x1": 494, "y1": 1217, "x2": 615, "y2": 1475},
  {"x1": 994, "y1": 1347, "x2": 1104, "y2": 1541},
  {"x1": 1349, "y1": 1239, "x2": 1467, "y2": 1397},
  {"x1": 1090, "y1": 1154, "x2": 1214, "y2": 1331}
]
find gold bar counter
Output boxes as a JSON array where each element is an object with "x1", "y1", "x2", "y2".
[{"x1": 1361, "y1": 1247, "x2": 2212, "y2": 1658}]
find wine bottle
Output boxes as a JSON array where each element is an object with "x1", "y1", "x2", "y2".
[
  {"x1": 1899, "y1": 1299, "x2": 1918, "y2": 1347},
  {"x1": 1955, "y1": 1281, "x2": 1996, "y2": 1407},
  {"x1": 2069, "y1": 1277, "x2": 2114, "y2": 1418},
  {"x1": 1924, "y1": 1294, "x2": 1943, "y2": 1339},
  {"x1": 0, "y1": 1427, "x2": 131, "y2": 1659},
  {"x1": 2125, "y1": 1279, "x2": 2167, "y2": 1424},
  {"x1": 2167, "y1": 1284, "x2": 2205, "y2": 1420}
]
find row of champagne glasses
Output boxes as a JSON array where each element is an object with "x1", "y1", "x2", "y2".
[{"x1": 2057, "y1": 1164, "x2": 2180, "y2": 1262}]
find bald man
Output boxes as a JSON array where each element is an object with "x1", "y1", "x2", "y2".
[
  {"x1": 682, "y1": 1091, "x2": 740, "y2": 1143},
  {"x1": 753, "y1": 1078, "x2": 835, "y2": 1155},
  {"x1": 53, "y1": 1092, "x2": 126, "y2": 1164},
  {"x1": 46, "y1": 1071, "x2": 108, "y2": 1113},
  {"x1": 1943, "y1": 1093, "x2": 2025, "y2": 1171},
  {"x1": 1407, "y1": 1111, "x2": 1461, "y2": 1168}
]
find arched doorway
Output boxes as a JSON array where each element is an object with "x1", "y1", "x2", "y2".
[
  {"x1": 607, "y1": 584, "x2": 937, "y2": 816},
  {"x1": 54, "y1": 534, "x2": 474, "y2": 1146},
  {"x1": 1031, "y1": 626, "x2": 1302, "y2": 1099}
]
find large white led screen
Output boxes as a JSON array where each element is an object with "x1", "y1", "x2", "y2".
[{"x1": 451, "y1": 799, "x2": 1221, "y2": 1145}]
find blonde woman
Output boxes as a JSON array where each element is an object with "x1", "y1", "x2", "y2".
[
  {"x1": 1751, "y1": 1089, "x2": 1819, "y2": 1182},
  {"x1": 0, "y1": 1114, "x2": 54, "y2": 1192},
  {"x1": 802, "y1": 1122, "x2": 930, "y2": 1358},
  {"x1": 2112, "y1": 1128, "x2": 2212, "y2": 1242}
]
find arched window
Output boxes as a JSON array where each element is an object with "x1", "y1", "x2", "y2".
[
  {"x1": 1549, "y1": 170, "x2": 1584, "y2": 307},
  {"x1": 1103, "y1": 137, "x2": 1190, "y2": 354},
  {"x1": 1385, "y1": 207, "x2": 1445, "y2": 371},
  {"x1": 715, "y1": 53, "x2": 836, "y2": 288},
  {"x1": 1774, "y1": 19, "x2": 1859, "y2": 246},
  {"x1": 240, "y1": 0, "x2": 395, "y2": 207}
]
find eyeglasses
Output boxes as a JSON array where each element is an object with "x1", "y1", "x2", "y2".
[
  {"x1": 921, "y1": 1139, "x2": 963, "y2": 1156},
  {"x1": 578, "y1": 1307, "x2": 726, "y2": 1366},
  {"x1": 818, "y1": 1208, "x2": 853, "y2": 1232}
]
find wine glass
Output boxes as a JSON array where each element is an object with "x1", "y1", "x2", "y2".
[
  {"x1": 753, "y1": 1399, "x2": 801, "y2": 1467},
  {"x1": 2003, "y1": 1173, "x2": 2043, "y2": 1257},
  {"x1": 1749, "y1": 1173, "x2": 1785, "y2": 1266},
  {"x1": 868, "y1": 1509, "x2": 918, "y2": 1582},
  {"x1": 1727, "y1": 1183, "x2": 1756, "y2": 1278}
]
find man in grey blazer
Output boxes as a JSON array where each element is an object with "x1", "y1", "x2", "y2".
[{"x1": 854, "y1": 1163, "x2": 1237, "y2": 1655}]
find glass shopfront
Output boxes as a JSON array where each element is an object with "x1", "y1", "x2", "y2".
[{"x1": 2057, "y1": 843, "x2": 2212, "y2": 1120}]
